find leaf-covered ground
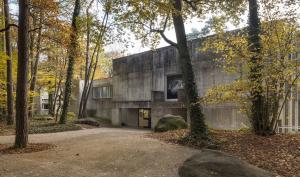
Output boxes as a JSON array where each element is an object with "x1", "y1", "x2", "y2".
[
  {"x1": 147, "y1": 129, "x2": 300, "y2": 177},
  {"x1": 0, "y1": 143, "x2": 55, "y2": 154}
]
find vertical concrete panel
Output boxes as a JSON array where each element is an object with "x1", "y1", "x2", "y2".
[
  {"x1": 112, "y1": 108, "x2": 121, "y2": 126},
  {"x1": 126, "y1": 109, "x2": 139, "y2": 127}
]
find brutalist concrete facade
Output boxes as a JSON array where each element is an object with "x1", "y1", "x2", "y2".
[{"x1": 86, "y1": 37, "x2": 250, "y2": 130}]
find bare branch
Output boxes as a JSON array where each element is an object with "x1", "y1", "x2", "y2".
[
  {"x1": 0, "y1": 24, "x2": 18, "y2": 33},
  {"x1": 29, "y1": 27, "x2": 42, "y2": 33},
  {"x1": 150, "y1": 15, "x2": 178, "y2": 48}
]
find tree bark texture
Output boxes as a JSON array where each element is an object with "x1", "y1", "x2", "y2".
[
  {"x1": 15, "y1": 0, "x2": 30, "y2": 148},
  {"x1": 248, "y1": 0, "x2": 266, "y2": 135},
  {"x1": 4, "y1": 0, "x2": 14, "y2": 125},
  {"x1": 59, "y1": 0, "x2": 81, "y2": 124},
  {"x1": 172, "y1": 0, "x2": 208, "y2": 139}
]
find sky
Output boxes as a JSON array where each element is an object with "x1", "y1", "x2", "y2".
[
  {"x1": 123, "y1": 17, "x2": 246, "y2": 55},
  {"x1": 9, "y1": 1, "x2": 245, "y2": 56},
  {"x1": 9, "y1": 1, "x2": 299, "y2": 56}
]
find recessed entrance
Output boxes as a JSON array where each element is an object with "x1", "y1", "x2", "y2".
[{"x1": 138, "y1": 109, "x2": 151, "y2": 128}]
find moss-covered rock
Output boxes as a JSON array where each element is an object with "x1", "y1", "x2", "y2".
[
  {"x1": 74, "y1": 118, "x2": 100, "y2": 127},
  {"x1": 154, "y1": 114, "x2": 188, "y2": 132},
  {"x1": 179, "y1": 149, "x2": 276, "y2": 177}
]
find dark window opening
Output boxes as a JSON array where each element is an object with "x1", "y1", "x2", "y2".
[
  {"x1": 167, "y1": 75, "x2": 183, "y2": 100},
  {"x1": 42, "y1": 103, "x2": 49, "y2": 110}
]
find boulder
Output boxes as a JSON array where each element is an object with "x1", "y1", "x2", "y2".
[
  {"x1": 178, "y1": 149, "x2": 276, "y2": 177},
  {"x1": 74, "y1": 118, "x2": 100, "y2": 127},
  {"x1": 154, "y1": 114, "x2": 187, "y2": 132}
]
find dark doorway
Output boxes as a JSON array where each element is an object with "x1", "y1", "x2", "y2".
[{"x1": 138, "y1": 109, "x2": 151, "y2": 128}]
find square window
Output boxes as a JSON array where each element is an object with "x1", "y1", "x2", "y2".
[
  {"x1": 92, "y1": 86, "x2": 112, "y2": 99},
  {"x1": 42, "y1": 103, "x2": 49, "y2": 110},
  {"x1": 167, "y1": 75, "x2": 183, "y2": 100}
]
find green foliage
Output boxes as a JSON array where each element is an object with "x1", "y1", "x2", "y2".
[
  {"x1": 201, "y1": 0, "x2": 300, "y2": 134},
  {"x1": 67, "y1": 112, "x2": 76, "y2": 120},
  {"x1": 0, "y1": 51, "x2": 17, "y2": 108},
  {"x1": 29, "y1": 119, "x2": 81, "y2": 134}
]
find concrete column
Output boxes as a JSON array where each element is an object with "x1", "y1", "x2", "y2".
[{"x1": 111, "y1": 108, "x2": 121, "y2": 126}]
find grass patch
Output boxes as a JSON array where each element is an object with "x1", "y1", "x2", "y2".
[
  {"x1": 29, "y1": 118, "x2": 81, "y2": 134},
  {"x1": 0, "y1": 117, "x2": 82, "y2": 135}
]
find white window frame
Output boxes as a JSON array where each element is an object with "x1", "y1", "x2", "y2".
[
  {"x1": 92, "y1": 86, "x2": 113, "y2": 99},
  {"x1": 165, "y1": 74, "x2": 183, "y2": 101}
]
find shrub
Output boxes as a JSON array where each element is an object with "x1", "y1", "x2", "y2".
[{"x1": 67, "y1": 112, "x2": 76, "y2": 121}]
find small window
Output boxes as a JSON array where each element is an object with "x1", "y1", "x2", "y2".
[
  {"x1": 42, "y1": 103, "x2": 49, "y2": 110},
  {"x1": 92, "y1": 86, "x2": 113, "y2": 99},
  {"x1": 166, "y1": 75, "x2": 183, "y2": 100},
  {"x1": 92, "y1": 87, "x2": 100, "y2": 99}
]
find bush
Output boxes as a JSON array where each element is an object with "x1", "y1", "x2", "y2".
[
  {"x1": 67, "y1": 112, "x2": 76, "y2": 121},
  {"x1": 154, "y1": 114, "x2": 188, "y2": 132},
  {"x1": 29, "y1": 122, "x2": 81, "y2": 134}
]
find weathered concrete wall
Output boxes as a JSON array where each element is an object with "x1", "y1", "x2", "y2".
[
  {"x1": 120, "y1": 108, "x2": 139, "y2": 127},
  {"x1": 87, "y1": 37, "x2": 250, "y2": 130},
  {"x1": 203, "y1": 104, "x2": 249, "y2": 130},
  {"x1": 113, "y1": 52, "x2": 153, "y2": 102},
  {"x1": 86, "y1": 78, "x2": 114, "y2": 120}
]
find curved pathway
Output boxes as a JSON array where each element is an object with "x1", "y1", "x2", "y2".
[{"x1": 0, "y1": 128, "x2": 199, "y2": 177}]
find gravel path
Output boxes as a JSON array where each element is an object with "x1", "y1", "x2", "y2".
[{"x1": 0, "y1": 128, "x2": 199, "y2": 177}]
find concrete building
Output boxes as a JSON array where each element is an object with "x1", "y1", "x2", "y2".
[
  {"x1": 82, "y1": 37, "x2": 299, "y2": 132},
  {"x1": 33, "y1": 88, "x2": 49, "y2": 115},
  {"x1": 85, "y1": 38, "x2": 250, "y2": 130}
]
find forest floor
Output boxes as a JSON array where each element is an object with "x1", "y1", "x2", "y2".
[
  {"x1": 0, "y1": 119, "x2": 81, "y2": 136},
  {"x1": 148, "y1": 129, "x2": 300, "y2": 177},
  {"x1": 0, "y1": 128, "x2": 198, "y2": 177},
  {"x1": 0, "y1": 116, "x2": 110, "y2": 136}
]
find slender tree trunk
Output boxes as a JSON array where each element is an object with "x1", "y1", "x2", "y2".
[
  {"x1": 4, "y1": 0, "x2": 14, "y2": 125},
  {"x1": 55, "y1": 88, "x2": 63, "y2": 122},
  {"x1": 60, "y1": 0, "x2": 81, "y2": 124},
  {"x1": 15, "y1": 0, "x2": 30, "y2": 148},
  {"x1": 78, "y1": 0, "x2": 93, "y2": 119},
  {"x1": 28, "y1": 13, "x2": 42, "y2": 118},
  {"x1": 48, "y1": 93, "x2": 53, "y2": 115},
  {"x1": 248, "y1": 0, "x2": 265, "y2": 135},
  {"x1": 79, "y1": 7, "x2": 109, "y2": 119},
  {"x1": 82, "y1": 46, "x2": 101, "y2": 117},
  {"x1": 29, "y1": 14, "x2": 37, "y2": 80},
  {"x1": 172, "y1": 0, "x2": 208, "y2": 139}
]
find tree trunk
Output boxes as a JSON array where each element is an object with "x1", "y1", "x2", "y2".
[
  {"x1": 4, "y1": 0, "x2": 14, "y2": 125},
  {"x1": 28, "y1": 16, "x2": 42, "y2": 118},
  {"x1": 248, "y1": 0, "x2": 265, "y2": 135},
  {"x1": 171, "y1": 0, "x2": 208, "y2": 139},
  {"x1": 82, "y1": 46, "x2": 101, "y2": 118},
  {"x1": 78, "y1": 0, "x2": 93, "y2": 119},
  {"x1": 28, "y1": 12, "x2": 42, "y2": 118},
  {"x1": 59, "y1": 0, "x2": 81, "y2": 124},
  {"x1": 15, "y1": 0, "x2": 30, "y2": 148}
]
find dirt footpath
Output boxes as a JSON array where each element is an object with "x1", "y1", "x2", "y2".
[{"x1": 0, "y1": 128, "x2": 199, "y2": 177}]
